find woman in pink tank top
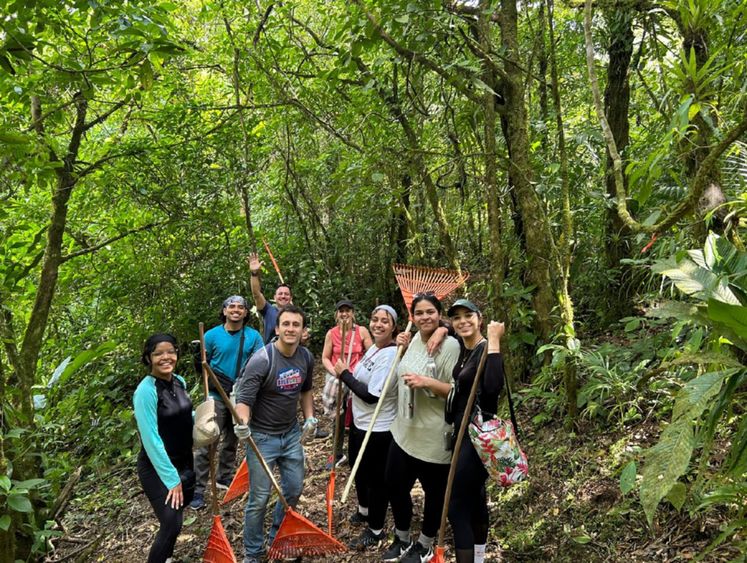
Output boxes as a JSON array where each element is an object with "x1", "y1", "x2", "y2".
[{"x1": 321, "y1": 299, "x2": 373, "y2": 466}]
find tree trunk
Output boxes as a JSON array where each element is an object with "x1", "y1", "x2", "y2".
[
  {"x1": 499, "y1": 0, "x2": 557, "y2": 350},
  {"x1": 603, "y1": 7, "x2": 634, "y2": 323}
]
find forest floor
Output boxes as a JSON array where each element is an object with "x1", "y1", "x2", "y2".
[{"x1": 47, "y1": 364, "x2": 740, "y2": 563}]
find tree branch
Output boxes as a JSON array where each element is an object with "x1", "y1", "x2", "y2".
[
  {"x1": 60, "y1": 222, "x2": 165, "y2": 263},
  {"x1": 350, "y1": 0, "x2": 483, "y2": 105}
]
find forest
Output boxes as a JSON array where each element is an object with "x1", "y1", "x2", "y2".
[{"x1": 1, "y1": 0, "x2": 746, "y2": 561}]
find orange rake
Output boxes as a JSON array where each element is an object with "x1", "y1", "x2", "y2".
[
  {"x1": 342, "y1": 264, "x2": 468, "y2": 503},
  {"x1": 203, "y1": 362, "x2": 347, "y2": 559},
  {"x1": 204, "y1": 515, "x2": 236, "y2": 563},
  {"x1": 221, "y1": 458, "x2": 249, "y2": 505},
  {"x1": 200, "y1": 327, "x2": 238, "y2": 563}
]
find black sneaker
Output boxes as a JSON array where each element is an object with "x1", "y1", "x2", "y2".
[
  {"x1": 350, "y1": 528, "x2": 386, "y2": 551},
  {"x1": 189, "y1": 493, "x2": 205, "y2": 510},
  {"x1": 382, "y1": 538, "x2": 412, "y2": 562},
  {"x1": 314, "y1": 428, "x2": 330, "y2": 439},
  {"x1": 349, "y1": 511, "x2": 368, "y2": 525},
  {"x1": 401, "y1": 542, "x2": 434, "y2": 563}
]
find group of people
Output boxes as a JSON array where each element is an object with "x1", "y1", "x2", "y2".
[{"x1": 133, "y1": 255, "x2": 506, "y2": 563}]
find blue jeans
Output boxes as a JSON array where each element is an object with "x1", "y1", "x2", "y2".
[{"x1": 243, "y1": 424, "x2": 305, "y2": 558}]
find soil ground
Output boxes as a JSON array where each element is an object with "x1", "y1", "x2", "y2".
[{"x1": 47, "y1": 364, "x2": 740, "y2": 563}]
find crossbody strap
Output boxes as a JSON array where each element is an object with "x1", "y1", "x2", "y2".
[{"x1": 234, "y1": 328, "x2": 246, "y2": 380}]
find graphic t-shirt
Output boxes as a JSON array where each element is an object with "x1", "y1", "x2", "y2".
[
  {"x1": 351, "y1": 344, "x2": 398, "y2": 432},
  {"x1": 235, "y1": 343, "x2": 314, "y2": 434}
]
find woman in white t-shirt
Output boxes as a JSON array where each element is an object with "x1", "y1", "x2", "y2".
[
  {"x1": 333, "y1": 304, "x2": 399, "y2": 551},
  {"x1": 382, "y1": 293, "x2": 460, "y2": 563}
]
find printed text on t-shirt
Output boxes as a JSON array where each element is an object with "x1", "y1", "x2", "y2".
[{"x1": 277, "y1": 367, "x2": 303, "y2": 391}]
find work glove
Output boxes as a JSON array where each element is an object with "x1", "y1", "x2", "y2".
[
  {"x1": 300, "y1": 416, "x2": 318, "y2": 443},
  {"x1": 234, "y1": 423, "x2": 252, "y2": 441}
]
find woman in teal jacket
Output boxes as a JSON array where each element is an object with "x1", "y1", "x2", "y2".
[{"x1": 133, "y1": 333, "x2": 194, "y2": 563}]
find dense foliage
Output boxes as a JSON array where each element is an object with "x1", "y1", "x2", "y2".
[{"x1": 1, "y1": 0, "x2": 745, "y2": 559}]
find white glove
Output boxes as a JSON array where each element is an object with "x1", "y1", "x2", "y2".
[
  {"x1": 234, "y1": 423, "x2": 251, "y2": 441},
  {"x1": 300, "y1": 417, "x2": 318, "y2": 443}
]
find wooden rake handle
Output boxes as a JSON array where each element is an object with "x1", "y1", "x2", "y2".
[
  {"x1": 199, "y1": 322, "x2": 209, "y2": 400},
  {"x1": 342, "y1": 320, "x2": 412, "y2": 503},
  {"x1": 436, "y1": 342, "x2": 489, "y2": 550}
]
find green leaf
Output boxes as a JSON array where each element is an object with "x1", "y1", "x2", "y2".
[
  {"x1": 707, "y1": 300, "x2": 747, "y2": 342},
  {"x1": 12, "y1": 478, "x2": 46, "y2": 490},
  {"x1": 57, "y1": 342, "x2": 117, "y2": 387},
  {"x1": 672, "y1": 369, "x2": 736, "y2": 422},
  {"x1": 640, "y1": 419, "x2": 694, "y2": 525},
  {"x1": 0, "y1": 132, "x2": 31, "y2": 145},
  {"x1": 571, "y1": 532, "x2": 592, "y2": 544},
  {"x1": 0, "y1": 475, "x2": 10, "y2": 492},
  {"x1": 0, "y1": 515, "x2": 9, "y2": 531},
  {"x1": 665, "y1": 482, "x2": 687, "y2": 511},
  {"x1": 624, "y1": 318, "x2": 640, "y2": 332},
  {"x1": 620, "y1": 461, "x2": 637, "y2": 495},
  {"x1": 7, "y1": 494, "x2": 33, "y2": 513}
]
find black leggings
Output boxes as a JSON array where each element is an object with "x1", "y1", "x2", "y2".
[
  {"x1": 448, "y1": 439, "x2": 489, "y2": 548},
  {"x1": 385, "y1": 440, "x2": 449, "y2": 538},
  {"x1": 348, "y1": 426, "x2": 392, "y2": 530},
  {"x1": 137, "y1": 454, "x2": 195, "y2": 563}
]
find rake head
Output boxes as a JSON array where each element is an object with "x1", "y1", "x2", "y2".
[
  {"x1": 392, "y1": 263, "x2": 469, "y2": 314},
  {"x1": 267, "y1": 508, "x2": 347, "y2": 559},
  {"x1": 203, "y1": 515, "x2": 237, "y2": 563},
  {"x1": 221, "y1": 458, "x2": 249, "y2": 505},
  {"x1": 432, "y1": 545, "x2": 446, "y2": 563}
]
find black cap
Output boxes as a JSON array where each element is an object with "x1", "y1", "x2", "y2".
[
  {"x1": 335, "y1": 299, "x2": 354, "y2": 310},
  {"x1": 447, "y1": 298, "x2": 480, "y2": 317}
]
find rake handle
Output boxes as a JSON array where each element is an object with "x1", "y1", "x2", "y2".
[
  {"x1": 342, "y1": 320, "x2": 412, "y2": 503},
  {"x1": 202, "y1": 360, "x2": 291, "y2": 512},
  {"x1": 435, "y1": 342, "x2": 489, "y2": 550},
  {"x1": 263, "y1": 238, "x2": 285, "y2": 285},
  {"x1": 199, "y1": 322, "x2": 209, "y2": 400}
]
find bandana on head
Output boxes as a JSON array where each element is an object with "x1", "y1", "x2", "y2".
[
  {"x1": 373, "y1": 304, "x2": 398, "y2": 323},
  {"x1": 222, "y1": 295, "x2": 247, "y2": 309}
]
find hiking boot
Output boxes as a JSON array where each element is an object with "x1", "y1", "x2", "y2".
[
  {"x1": 401, "y1": 542, "x2": 434, "y2": 563},
  {"x1": 189, "y1": 493, "x2": 205, "y2": 510},
  {"x1": 349, "y1": 511, "x2": 368, "y2": 525},
  {"x1": 382, "y1": 538, "x2": 412, "y2": 562},
  {"x1": 350, "y1": 528, "x2": 386, "y2": 550}
]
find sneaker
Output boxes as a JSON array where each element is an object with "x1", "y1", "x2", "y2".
[
  {"x1": 325, "y1": 454, "x2": 347, "y2": 471},
  {"x1": 314, "y1": 428, "x2": 330, "y2": 439},
  {"x1": 349, "y1": 511, "x2": 368, "y2": 525},
  {"x1": 216, "y1": 481, "x2": 230, "y2": 491},
  {"x1": 189, "y1": 493, "x2": 205, "y2": 510},
  {"x1": 243, "y1": 558, "x2": 259, "y2": 563},
  {"x1": 401, "y1": 542, "x2": 434, "y2": 563},
  {"x1": 350, "y1": 528, "x2": 386, "y2": 550},
  {"x1": 382, "y1": 538, "x2": 412, "y2": 562}
]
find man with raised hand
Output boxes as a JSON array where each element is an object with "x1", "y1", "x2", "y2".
[
  {"x1": 248, "y1": 252, "x2": 294, "y2": 344},
  {"x1": 233, "y1": 305, "x2": 318, "y2": 563},
  {"x1": 189, "y1": 296, "x2": 263, "y2": 511}
]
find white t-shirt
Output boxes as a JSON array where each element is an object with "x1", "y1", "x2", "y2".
[
  {"x1": 351, "y1": 344, "x2": 399, "y2": 432},
  {"x1": 391, "y1": 333, "x2": 460, "y2": 464}
]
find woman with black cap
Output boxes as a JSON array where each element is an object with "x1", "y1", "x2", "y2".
[
  {"x1": 446, "y1": 299, "x2": 505, "y2": 563},
  {"x1": 321, "y1": 299, "x2": 373, "y2": 465},
  {"x1": 133, "y1": 333, "x2": 195, "y2": 563}
]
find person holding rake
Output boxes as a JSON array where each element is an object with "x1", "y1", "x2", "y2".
[
  {"x1": 445, "y1": 299, "x2": 505, "y2": 563},
  {"x1": 382, "y1": 293, "x2": 460, "y2": 563},
  {"x1": 332, "y1": 304, "x2": 399, "y2": 550}
]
